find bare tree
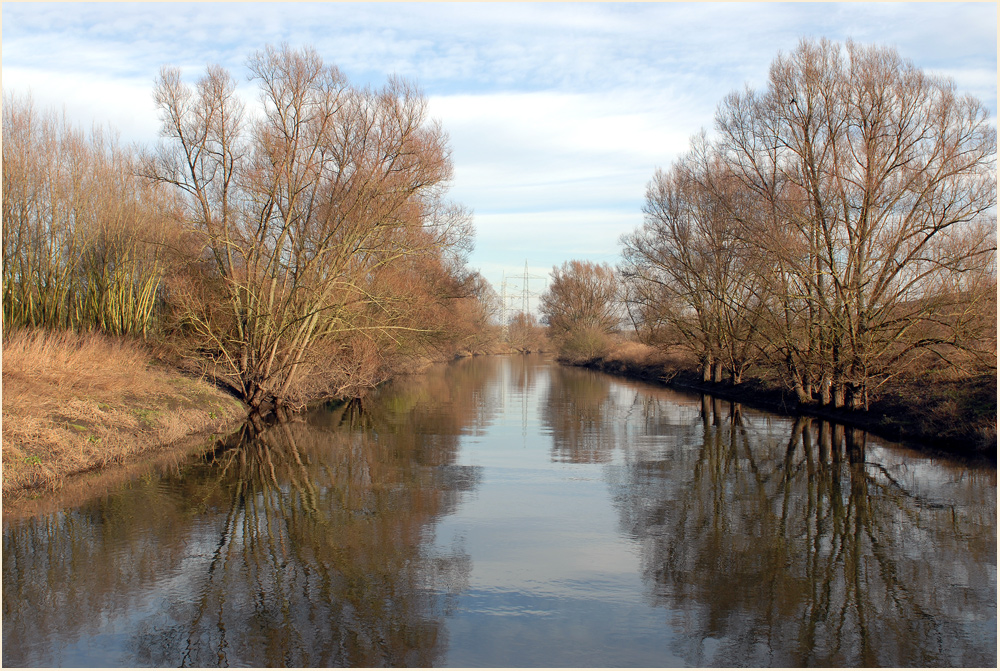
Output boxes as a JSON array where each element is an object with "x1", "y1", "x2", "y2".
[
  {"x1": 540, "y1": 260, "x2": 620, "y2": 359},
  {"x1": 713, "y1": 38, "x2": 996, "y2": 408},
  {"x1": 621, "y1": 139, "x2": 765, "y2": 383},
  {"x1": 3, "y1": 93, "x2": 173, "y2": 336},
  {"x1": 144, "y1": 45, "x2": 466, "y2": 413},
  {"x1": 505, "y1": 311, "x2": 547, "y2": 352}
]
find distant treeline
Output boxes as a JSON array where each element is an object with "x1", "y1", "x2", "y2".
[
  {"x1": 541, "y1": 38, "x2": 996, "y2": 411},
  {"x1": 2, "y1": 45, "x2": 502, "y2": 414}
]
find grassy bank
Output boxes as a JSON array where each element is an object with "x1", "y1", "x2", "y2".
[
  {"x1": 2, "y1": 329, "x2": 247, "y2": 500},
  {"x1": 566, "y1": 341, "x2": 997, "y2": 458},
  {"x1": 0, "y1": 329, "x2": 520, "y2": 502}
]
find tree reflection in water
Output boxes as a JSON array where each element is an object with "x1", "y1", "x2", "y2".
[
  {"x1": 3, "y1": 359, "x2": 492, "y2": 667},
  {"x1": 543, "y1": 366, "x2": 618, "y2": 464},
  {"x1": 3, "y1": 358, "x2": 995, "y2": 667},
  {"x1": 609, "y1": 395, "x2": 996, "y2": 667}
]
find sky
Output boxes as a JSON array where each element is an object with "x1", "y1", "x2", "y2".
[{"x1": 3, "y1": 2, "x2": 997, "y2": 314}]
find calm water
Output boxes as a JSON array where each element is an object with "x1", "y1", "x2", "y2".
[{"x1": 3, "y1": 355, "x2": 996, "y2": 667}]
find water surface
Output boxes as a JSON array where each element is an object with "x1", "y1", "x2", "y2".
[{"x1": 3, "y1": 355, "x2": 996, "y2": 666}]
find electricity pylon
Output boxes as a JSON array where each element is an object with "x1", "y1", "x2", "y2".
[{"x1": 498, "y1": 261, "x2": 547, "y2": 342}]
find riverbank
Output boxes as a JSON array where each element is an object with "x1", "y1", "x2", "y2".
[
  {"x1": 566, "y1": 341, "x2": 997, "y2": 459},
  {"x1": 2, "y1": 329, "x2": 248, "y2": 501},
  {"x1": 1, "y1": 330, "x2": 522, "y2": 502}
]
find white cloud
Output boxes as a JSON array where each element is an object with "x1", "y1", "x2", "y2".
[
  {"x1": 475, "y1": 209, "x2": 638, "y2": 252},
  {"x1": 470, "y1": 208, "x2": 639, "y2": 295},
  {"x1": 3, "y1": 1, "x2": 995, "y2": 308},
  {"x1": 429, "y1": 90, "x2": 700, "y2": 214},
  {"x1": 2, "y1": 66, "x2": 160, "y2": 143}
]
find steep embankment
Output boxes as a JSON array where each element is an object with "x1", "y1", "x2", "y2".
[
  {"x1": 567, "y1": 342, "x2": 996, "y2": 458},
  {"x1": 2, "y1": 329, "x2": 247, "y2": 500}
]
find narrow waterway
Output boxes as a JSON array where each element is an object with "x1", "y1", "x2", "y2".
[{"x1": 3, "y1": 355, "x2": 996, "y2": 666}]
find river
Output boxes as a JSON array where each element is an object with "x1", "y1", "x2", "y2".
[{"x1": 2, "y1": 355, "x2": 996, "y2": 666}]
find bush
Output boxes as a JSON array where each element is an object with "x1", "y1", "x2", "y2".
[{"x1": 558, "y1": 326, "x2": 612, "y2": 362}]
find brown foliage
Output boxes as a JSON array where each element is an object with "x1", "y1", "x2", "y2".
[
  {"x1": 505, "y1": 311, "x2": 548, "y2": 353},
  {"x1": 540, "y1": 259, "x2": 620, "y2": 358},
  {"x1": 144, "y1": 45, "x2": 475, "y2": 411}
]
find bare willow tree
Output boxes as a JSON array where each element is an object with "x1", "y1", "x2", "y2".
[
  {"x1": 621, "y1": 137, "x2": 766, "y2": 384},
  {"x1": 713, "y1": 38, "x2": 996, "y2": 408},
  {"x1": 540, "y1": 260, "x2": 620, "y2": 359},
  {"x1": 144, "y1": 45, "x2": 468, "y2": 412},
  {"x1": 505, "y1": 311, "x2": 547, "y2": 352}
]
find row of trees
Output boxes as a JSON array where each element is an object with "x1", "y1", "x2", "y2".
[
  {"x1": 3, "y1": 45, "x2": 496, "y2": 413},
  {"x1": 2, "y1": 100, "x2": 174, "y2": 336},
  {"x1": 543, "y1": 39, "x2": 996, "y2": 411}
]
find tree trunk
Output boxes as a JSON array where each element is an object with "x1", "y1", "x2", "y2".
[
  {"x1": 832, "y1": 382, "x2": 845, "y2": 409},
  {"x1": 246, "y1": 384, "x2": 266, "y2": 413},
  {"x1": 845, "y1": 383, "x2": 864, "y2": 410},
  {"x1": 712, "y1": 361, "x2": 723, "y2": 383},
  {"x1": 793, "y1": 373, "x2": 811, "y2": 404},
  {"x1": 819, "y1": 375, "x2": 831, "y2": 406}
]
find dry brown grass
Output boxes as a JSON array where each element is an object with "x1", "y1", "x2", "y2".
[
  {"x1": 3, "y1": 329, "x2": 155, "y2": 395},
  {"x1": 584, "y1": 337, "x2": 695, "y2": 371},
  {"x1": 558, "y1": 336, "x2": 698, "y2": 387},
  {"x1": 603, "y1": 340, "x2": 670, "y2": 366},
  {"x1": 2, "y1": 328, "x2": 246, "y2": 500}
]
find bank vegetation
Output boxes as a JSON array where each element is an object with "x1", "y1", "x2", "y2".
[
  {"x1": 541, "y1": 39, "x2": 996, "y2": 453},
  {"x1": 3, "y1": 45, "x2": 504, "y2": 495}
]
